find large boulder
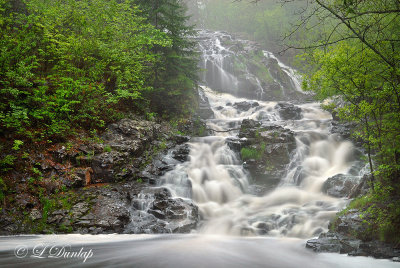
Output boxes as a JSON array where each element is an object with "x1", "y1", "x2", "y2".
[
  {"x1": 275, "y1": 102, "x2": 302, "y2": 120},
  {"x1": 233, "y1": 101, "x2": 259, "y2": 112},
  {"x1": 238, "y1": 120, "x2": 296, "y2": 184},
  {"x1": 125, "y1": 187, "x2": 199, "y2": 234},
  {"x1": 238, "y1": 119, "x2": 262, "y2": 139},
  {"x1": 198, "y1": 88, "x2": 215, "y2": 119},
  {"x1": 322, "y1": 174, "x2": 361, "y2": 198}
]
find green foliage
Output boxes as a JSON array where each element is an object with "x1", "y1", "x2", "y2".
[
  {"x1": 0, "y1": 0, "x2": 172, "y2": 141},
  {"x1": 298, "y1": 0, "x2": 400, "y2": 244},
  {"x1": 103, "y1": 145, "x2": 112, "y2": 153},
  {"x1": 12, "y1": 140, "x2": 24, "y2": 151},
  {"x1": 146, "y1": 112, "x2": 157, "y2": 121},
  {"x1": 300, "y1": 0, "x2": 400, "y2": 185},
  {"x1": 0, "y1": 155, "x2": 16, "y2": 172},
  {"x1": 339, "y1": 183, "x2": 400, "y2": 244}
]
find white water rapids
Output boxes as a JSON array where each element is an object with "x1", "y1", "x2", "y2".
[
  {"x1": 161, "y1": 32, "x2": 364, "y2": 238},
  {"x1": 162, "y1": 88, "x2": 357, "y2": 237}
]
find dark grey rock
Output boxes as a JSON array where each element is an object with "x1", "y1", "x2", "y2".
[
  {"x1": 238, "y1": 119, "x2": 261, "y2": 139},
  {"x1": 198, "y1": 88, "x2": 215, "y2": 119},
  {"x1": 226, "y1": 137, "x2": 243, "y2": 152},
  {"x1": 233, "y1": 101, "x2": 259, "y2": 112},
  {"x1": 172, "y1": 135, "x2": 190, "y2": 144},
  {"x1": 71, "y1": 202, "x2": 90, "y2": 218},
  {"x1": 172, "y1": 144, "x2": 190, "y2": 162},
  {"x1": 238, "y1": 121, "x2": 296, "y2": 183},
  {"x1": 275, "y1": 102, "x2": 302, "y2": 120}
]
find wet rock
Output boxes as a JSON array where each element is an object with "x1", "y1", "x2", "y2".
[
  {"x1": 55, "y1": 184, "x2": 200, "y2": 235},
  {"x1": 305, "y1": 232, "x2": 342, "y2": 253},
  {"x1": 91, "y1": 151, "x2": 128, "y2": 183},
  {"x1": 29, "y1": 209, "x2": 42, "y2": 221},
  {"x1": 275, "y1": 102, "x2": 302, "y2": 120},
  {"x1": 105, "y1": 118, "x2": 160, "y2": 141},
  {"x1": 88, "y1": 227, "x2": 103, "y2": 234},
  {"x1": 331, "y1": 120, "x2": 357, "y2": 139},
  {"x1": 307, "y1": 231, "x2": 400, "y2": 259},
  {"x1": 70, "y1": 174, "x2": 85, "y2": 188},
  {"x1": 239, "y1": 121, "x2": 296, "y2": 183},
  {"x1": 322, "y1": 174, "x2": 361, "y2": 198},
  {"x1": 53, "y1": 146, "x2": 67, "y2": 161},
  {"x1": 148, "y1": 209, "x2": 166, "y2": 219},
  {"x1": 124, "y1": 187, "x2": 199, "y2": 234},
  {"x1": 233, "y1": 101, "x2": 259, "y2": 112},
  {"x1": 138, "y1": 170, "x2": 157, "y2": 185},
  {"x1": 47, "y1": 215, "x2": 64, "y2": 224},
  {"x1": 307, "y1": 205, "x2": 400, "y2": 260},
  {"x1": 172, "y1": 135, "x2": 190, "y2": 144},
  {"x1": 88, "y1": 191, "x2": 131, "y2": 232},
  {"x1": 255, "y1": 222, "x2": 272, "y2": 234},
  {"x1": 198, "y1": 88, "x2": 215, "y2": 119},
  {"x1": 226, "y1": 137, "x2": 244, "y2": 152},
  {"x1": 238, "y1": 119, "x2": 261, "y2": 139},
  {"x1": 172, "y1": 144, "x2": 190, "y2": 162},
  {"x1": 71, "y1": 202, "x2": 90, "y2": 218},
  {"x1": 41, "y1": 178, "x2": 62, "y2": 194},
  {"x1": 267, "y1": 59, "x2": 297, "y2": 93},
  {"x1": 177, "y1": 116, "x2": 209, "y2": 137},
  {"x1": 349, "y1": 174, "x2": 372, "y2": 198}
]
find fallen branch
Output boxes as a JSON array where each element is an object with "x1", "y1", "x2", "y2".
[{"x1": 206, "y1": 128, "x2": 241, "y2": 133}]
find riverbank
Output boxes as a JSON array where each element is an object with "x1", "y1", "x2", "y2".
[{"x1": 0, "y1": 114, "x2": 207, "y2": 235}]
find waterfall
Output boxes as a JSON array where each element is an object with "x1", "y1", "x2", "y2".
[{"x1": 160, "y1": 30, "x2": 364, "y2": 238}]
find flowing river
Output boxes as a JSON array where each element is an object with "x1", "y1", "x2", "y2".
[{"x1": 0, "y1": 30, "x2": 397, "y2": 267}]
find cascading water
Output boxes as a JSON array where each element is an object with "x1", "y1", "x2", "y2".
[
  {"x1": 263, "y1": 51, "x2": 303, "y2": 93},
  {"x1": 2, "y1": 30, "x2": 397, "y2": 268},
  {"x1": 161, "y1": 30, "x2": 365, "y2": 238}
]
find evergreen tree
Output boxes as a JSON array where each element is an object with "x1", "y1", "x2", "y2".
[{"x1": 135, "y1": 0, "x2": 199, "y2": 115}]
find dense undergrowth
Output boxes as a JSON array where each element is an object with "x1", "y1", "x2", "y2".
[{"x1": 0, "y1": 0, "x2": 199, "y2": 217}]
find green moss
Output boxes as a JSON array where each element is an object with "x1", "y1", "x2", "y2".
[
  {"x1": 241, "y1": 143, "x2": 265, "y2": 161},
  {"x1": 103, "y1": 144, "x2": 112, "y2": 153}
]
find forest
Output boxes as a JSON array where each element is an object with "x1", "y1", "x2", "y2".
[{"x1": 0, "y1": 0, "x2": 197, "y2": 141}]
